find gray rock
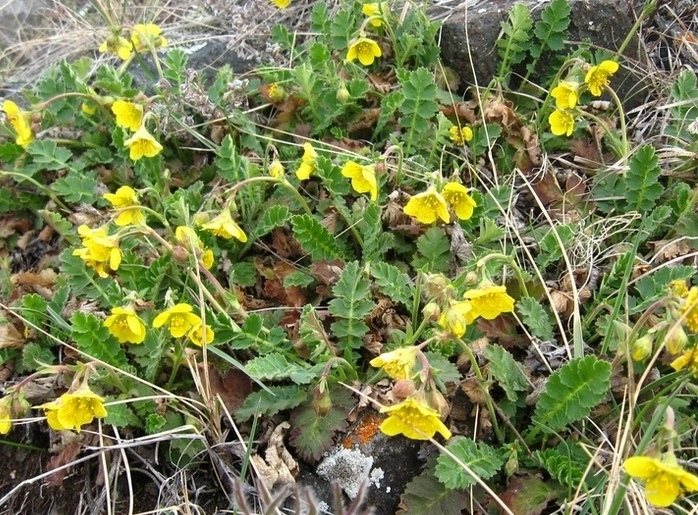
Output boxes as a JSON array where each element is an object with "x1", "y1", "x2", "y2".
[{"x1": 439, "y1": 0, "x2": 648, "y2": 107}]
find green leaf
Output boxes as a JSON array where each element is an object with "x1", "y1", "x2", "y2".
[
  {"x1": 283, "y1": 270, "x2": 315, "y2": 288},
  {"x1": 245, "y1": 353, "x2": 317, "y2": 384},
  {"x1": 235, "y1": 385, "x2": 308, "y2": 422},
  {"x1": 229, "y1": 261, "x2": 257, "y2": 288},
  {"x1": 52, "y1": 170, "x2": 99, "y2": 204},
  {"x1": 299, "y1": 305, "x2": 333, "y2": 359},
  {"x1": 398, "y1": 473, "x2": 468, "y2": 515},
  {"x1": 289, "y1": 389, "x2": 352, "y2": 461},
  {"x1": 370, "y1": 262, "x2": 413, "y2": 307},
  {"x1": 253, "y1": 205, "x2": 291, "y2": 238},
  {"x1": 128, "y1": 330, "x2": 168, "y2": 382},
  {"x1": 497, "y1": 3, "x2": 533, "y2": 77},
  {"x1": 145, "y1": 413, "x2": 167, "y2": 434},
  {"x1": 374, "y1": 91, "x2": 404, "y2": 138},
  {"x1": 163, "y1": 48, "x2": 188, "y2": 85},
  {"x1": 358, "y1": 202, "x2": 394, "y2": 262},
  {"x1": 399, "y1": 67, "x2": 439, "y2": 121},
  {"x1": 18, "y1": 342, "x2": 55, "y2": 373},
  {"x1": 533, "y1": 0, "x2": 570, "y2": 53},
  {"x1": 291, "y1": 214, "x2": 345, "y2": 261},
  {"x1": 70, "y1": 311, "x2": 127, "y2": 366},
  {"x1": 215, "y1": 135, "x2": 251, "y2": 183},
  {"x1": 424, "y1": 351, "x2": 462, "y2": 386},
  {"x1": 535, "y1": 444, "x2": 590, "y2": 489},
  {"x1": 26, "y1": 140, "x2": 72, "y2": 171},
  {"x1": 484, "y1": 344, "x2": 529, "y2": 402},
  {"x1": 626, "y1": 144, "x2": 664, "y2": 212},
  {"x1": 517, "y1": 297, "x2": 555, "y2": 341},
  {"x1": 634, "y1": 265, "x2": 694, "y2": 307},
  {"x1": 435, "y1": 437, "x2": 504, "y2": 489},
  {"x1": 329, "y1": 261, "x2": 375, "y2": 353},
  {"x1": 20, "y1": 293, "x2": 48, "y2": 328},
  {"x1": 412, "y1": 227, "x2": 450, "y2": 273},
  {"x1": 530, "y1": 355, "x2": 612, "y2": 434},
  {"x1": 104, "y1": 403, "x2": 141, "y2": 428}
]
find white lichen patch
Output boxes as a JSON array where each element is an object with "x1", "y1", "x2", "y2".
[
  {"x1": 316, "y1": 448, "x2": 374, "y2": 500},
  {"x1": 370, "y1": 467, "x2": 385, "y2": 489}
]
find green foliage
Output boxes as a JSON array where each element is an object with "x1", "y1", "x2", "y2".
[
  {"x1": 26, "y1": 140, "x2": 73, "y2": 173},
  {"x1": 229, "y1": 261, "x2": 257, "y2": 288},
  {"x1": 163, "y1": 48, "x2": 188, "y2": 86},
  {"x1": 497, "y1": 3, "x2": 533, "y2": 82},
  {"x1": 530, "y1": 355, "x2": 612, "y2": 435},
  {"x1": 626, "y1": 144, "x2": 663, "y2": 212},
  {"x1": 358, "y1": 202, "x2": 394, "y2": 261},
  {"x1": 535, "y1": 444, "x2": 593, "y2": 489},
  {"x1": 398, "y1": 472, "x2": 468, "y2": 515},
  {"x1": 370, "y1": 262, "x2": 413, "y2": 307},
  {"x1": 634, "y1": 265, "x2": 694, "y2": 309},
  {"x1": 399, "y1": 68, "x2": 439, "y2": 121},
  {"x1": 435, "y1": 437, "x2": 504, "y2": 489},
  {"x1": 18, "y1": 342, "x2": 55, "y2": 373},
  {"x1": 412, "y1": 227, "x2": 450, "y2": 273},
  {"x1": 245, "y1": 353, "x2": 317, "y2": 384},
  {"x1": 329, "y1": 261, "x2": 375, "y2": 356},
  {"x1": 52, "y1": 170, "x2": 100, "y2": 204},
  {"x1": 235, "y1": 385, "x2": 308, "y2": 422},
  {"x1": 291, "y1": 214, "x2": 345, "y2": 261},
  {"x1": 253, "y1": 205, "x2": 291, "y2": 238},
  {"x1": 517, "y1": 297, "x2": 555, "y2": 341},
  {"x1": 533, "y1": 0, "x2": 570, "y2": 53},
  {"x1": 70, "y1": 311, "x2": 127, "y2": 367},
  {"x1": 484, "y1": 344, "x2": 529, "y2": 402}
]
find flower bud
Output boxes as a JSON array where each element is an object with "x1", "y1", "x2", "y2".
[
  {"x1": 666, "y1": 324, "x2": 688, "y2": 355},
  {"x1": 464, "y1": 272, "x2": 479, "y2": 286},
  {"x1": 422, "y1": 302, "x2": 441, "y2": 322},
  {"x1": 392, "y1": 379, "x2": 415, "y2": 400},
  {"x1": 422, "y1": 273, "x2": 452, "y2": 301},
  {"x1": 312, "y1": 385, "x2": 332, "y2": 416},
  {"x1": 427, "y1": 388, "x2": 450, "y2": 419},
  {"x1": 268, "y1": 83, "x2": 287, "y2": 103},
  {"x1": 631, "y1": 335, "x2": 653, "y2": 362},
  {"x1": 336, "y1": 86, "x2": 350, "y2": 103},
  {"x1": 172, "y1": 245, "x2": 190, "y2": 262}
]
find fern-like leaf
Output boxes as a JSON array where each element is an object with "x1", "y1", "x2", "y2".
[
  {"x1": 530, "y1": 355, "x2": 612, "y2": 434},
  {"x1": 71, "y1": 311, "x2": 128, "y2": 366},
  {"x1": 483, "y1": 344, "x2": 529, "y2": 402},
  {"x1": 625, "y1": 144, "x2": 664, "y2": 212},
  {"x1": 412, "y1": 227, "x2": 450, "y2": 273},
  {"x1": 532, "y1": 0, "x2": 570, "y2": 55},
  {"x1": 329, "y1": 261, "x2": 375, "y2": 356},
  {"x1": 435, "y1": 437, "x2": 504, "y2": 489},
  {"x1": 235, "y1": 385, "x2": 308, "y2": 422},
  {"x1": 291, "y1": 214, "x2": 345, "y2": 261},
  {"x1": 254, "y1": 205, "x2": 291, "y2": 238},
  {"x1": 497, "y1": 3, "x2": 533, "y2": 80},
  {"x1": 245, "y1": 352, "x2": 318, "y2": 384},
  {"x1": 370, "y1": 262, "x2": 413, "y2": 307}
]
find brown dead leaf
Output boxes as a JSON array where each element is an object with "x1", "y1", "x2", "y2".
[
  {"x1": 46, "y1": 442, "x2": 83, "y2": 487},
  {"x1": 477, "y1": 315, "x2": 526, "y2": 349},
  {"x1": 12, "y1": 268, "x2": 57, "y2": 288},
  {"x1": 440, "y1": 100, "x2": 477, "y2": 124},
  {"x1": 249, "y1": 422, "x2": 297, "y2": 491},
  {"x1": 0, "y1": 320, "x2": 24, "y2": 349},
  {"x1": 310, "y1": 260, "x2": 345, "y2": 285},
  {"x1": 347, "y1": 108, "x2": 382, "y2": 134},
  {"x1": 483, "y1": 97, "x2": 520, "y2": 129},
  {"x1": 500, "y1": 473, "x2": 562, "y2": 515},
  {"x1": 569, "y1": 138, "x2": 603, "y2": 165},
  {"x1": 521, "y1": 126, "x2": 541, "y2": 166},
  {"x1": 270, "y1": 95, "x2": 305, "y2": 127},
  {"x1": 206, "y1": 366, "x2": 253, "y2": 413},
  {"x1": 649, "y1": 239, "x2": 693, "y2": 263}
]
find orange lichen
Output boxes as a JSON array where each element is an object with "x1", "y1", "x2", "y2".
[{"x1": 341, "y1": 412, "x2": 385, "y2": 448}]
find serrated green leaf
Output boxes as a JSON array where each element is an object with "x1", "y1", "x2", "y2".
[
  {"x1": 517, "y1": 297, "x2": 555, "y2": 341},
  {"x1": 299, "y1": 305, "x2": 333, "y2": 359},
  {"x1": 52, "y1": 170, "x2": 99, "y2": 203},
  {"x1": 104, "y1": 402, "x2": 141, "y2": 428},
  {"x1": 253, "y1": 205, "x2": 291, "y2": 238},
  {"x1": 424, "y1": 351, "x2": 461, "y2": 385},
  {"x1": 70, "y1": 311, "x2": 127, "y2": 366},
  {"x1": 530, "y1": 355, "x2": 612, "y2": 434},
  {"x1": 634, "y1": 265, "x2": 694, "y2": 306},
  {"x1": 39, "y1": 210, "x2": 73, "y2": 236},
  {"x1": 145, "y1": 413, "x2": 167, "y2": 434},
  {"x1": 163, "y1": 48, "x2": 188, "y2": 85},
  {"x1": 27, "y1": 140, "x2": 72, "y2": 171},
  {"x1": 435, "y1": 437, "x2": 504, "y2": 489},
  {"x1": 358, "y1": 202, "x2": 394, "y2": 262},
  {"x1": 484, "y1": 344, "x2": 529, "y2": 402},
  {"x1": 20, "y1": 293, "x2": 48, "y2": 328},
  {"x1": 18, "y1": 342, "x2": 55, "y2": 373},
  {"x1": 235, "y1": 385, "x2": 308, "y2": 422},
  {"x1": 289, "y1": 400, "x2": 350, "y2": 461},
  {"x1": 291, "y1": 214, "x2": 345, "y2": 261},
  {"x1": 412, "y1": 227, "x2": 450, "y2": 273},
  {"x1": 626, "y1": 144, "x2": 664, "y2": 212},
  {"x1": 534, "y1": 0, "x2": 570, "y2": 52},
  {"x1": 400, "y1": 67, "x2": 439, "y2": 121},
  {"x1": 128, "y1": 330, "x2": 168, "y2": 382},
  {"x1": 398, "y1": 473, "x2": 468, "y2": 515},
  {"x1": 245, "y1": 352, "x2": 316, "y2": 384},
  {"x1": 497, "y1": 3, "x2": 533, "y2": 75},
  {"x1": 229, "y1": 261, "x2": 257, "y2": 288},
  {"x1": 371, "y1": 262, "x2": 413, "y2": 307},
  {"x1": 329, "y1": 262, "x2": 375, "y2": 353},
  {"x1": 535, "y1": 445, "x2": 589, "y2": 489},
  {"x1": 283, "y1": 270, "x2": 315, "y2": 288}
]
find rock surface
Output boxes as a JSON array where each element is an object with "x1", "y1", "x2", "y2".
[{"x1": 439, "y1": 0, "x2": 648, "y2": 107}]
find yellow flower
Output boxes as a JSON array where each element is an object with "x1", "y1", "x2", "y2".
[
  {"x1": 200, "y1": 209, "x2": 247, "y2": 242},
  {"x1": 442, "y1": 182, "x2": 476, "y2": 221},
  {"x1": 98, "y1": 34, "x2": 133, "y2": 60},
  {"x1": 201, "y1": 248, "x2": 214, "y2": 270},
  {"x1": 380, "y1": 397, "x2": 451, "y2": 440},
  {"x1": 2, "y1": 99, "x2": 34, "y2": 148},
  {"x1": 153, "y1": 303, "x2": 202, "y2": 338},
  {"x1": 403, "y1": 186, "x2": 450, "y2": 224},
  {"x1": 341, "y1": 161, "x2": 378, "y2": 201},
  {"x1": 670, "y1": 280, "x2": 689, "y2": 298},
  {"x1": 81, "y1": 102, "x2": 98, "y2": 115},
  {"x1": 268, "y1": 83, "x2": 287, "y2": 102},
  {"x1": 449, "y1": 126, "x2": 473, "y2": 145},
  {"x1": 296, "y1": 142, "x2": 317, "y2": 180},
  {"x1": 0, "y1": 396, "x2": 12, "y2": 435},
  {"x1": 624, "y1": 454, "x2": 698, "y2": 507},
  {"x1": 73, "y1": 224, "x2": 122, "y2": 278},
  {"x1": 362, "y1": 3, "x2": 385, "y2": 27},
  {"x1": 462, "y1": 283, "x2": 515, "y2": 322},
  {"x1": 268, "y1": 159, "x2": 285, "y2": 178},
  {"x1": 346, "y1": 37, "x2": 382, "y2": 66},
  {"x1": 103, "y1": 185, "x2": 146, "y2": 226},
  {"x1": 175, "y1": 226, "x2": 216, "y2": 268},
  {"x1": 270, "y1": 0, "x2": 291, "y2": 8},
  {"x1": 549, "y1": 109, "x2": 575, "y2": 137},
  {"x1": 104, "y1": 306, "x2": 147, "y2": 344},
  {"x1": 439, "y1": 301, "x2": 473, "y2": 338},
  {"x1": 39, "y1": 389, "x2": 108, "y2": 433},
  {"x1": 188, "y1": 322, "x2": 215, "y2": 347},
  {"x1": 130, "y1": 23, "x2": 167, "y2": 54},
  {"x1": 124, "y1": 125, "x2": 163, "y2": 160},
  {"x1": 370, "y1": 347, "x2": 418, "y2": 380},
  {"x1": 679, "y1": 287, "x2": 698, "y2": 332},
  {"x1": 584, "y1": 60, "x2": 619, "y2": 97},
  {"x1": 550, "y1": 81, "x2": 579, "y2": 109},
  {"x1": 670, "y1": 348, "x2": 698, "y2": 377},
  {"x1": 111, "y1": 100, "x2": 143, "y2": 131}
]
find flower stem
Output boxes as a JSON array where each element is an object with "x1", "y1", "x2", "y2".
[{"x1": 475, "y1": 253, "x2": 529, "y2": 297}]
